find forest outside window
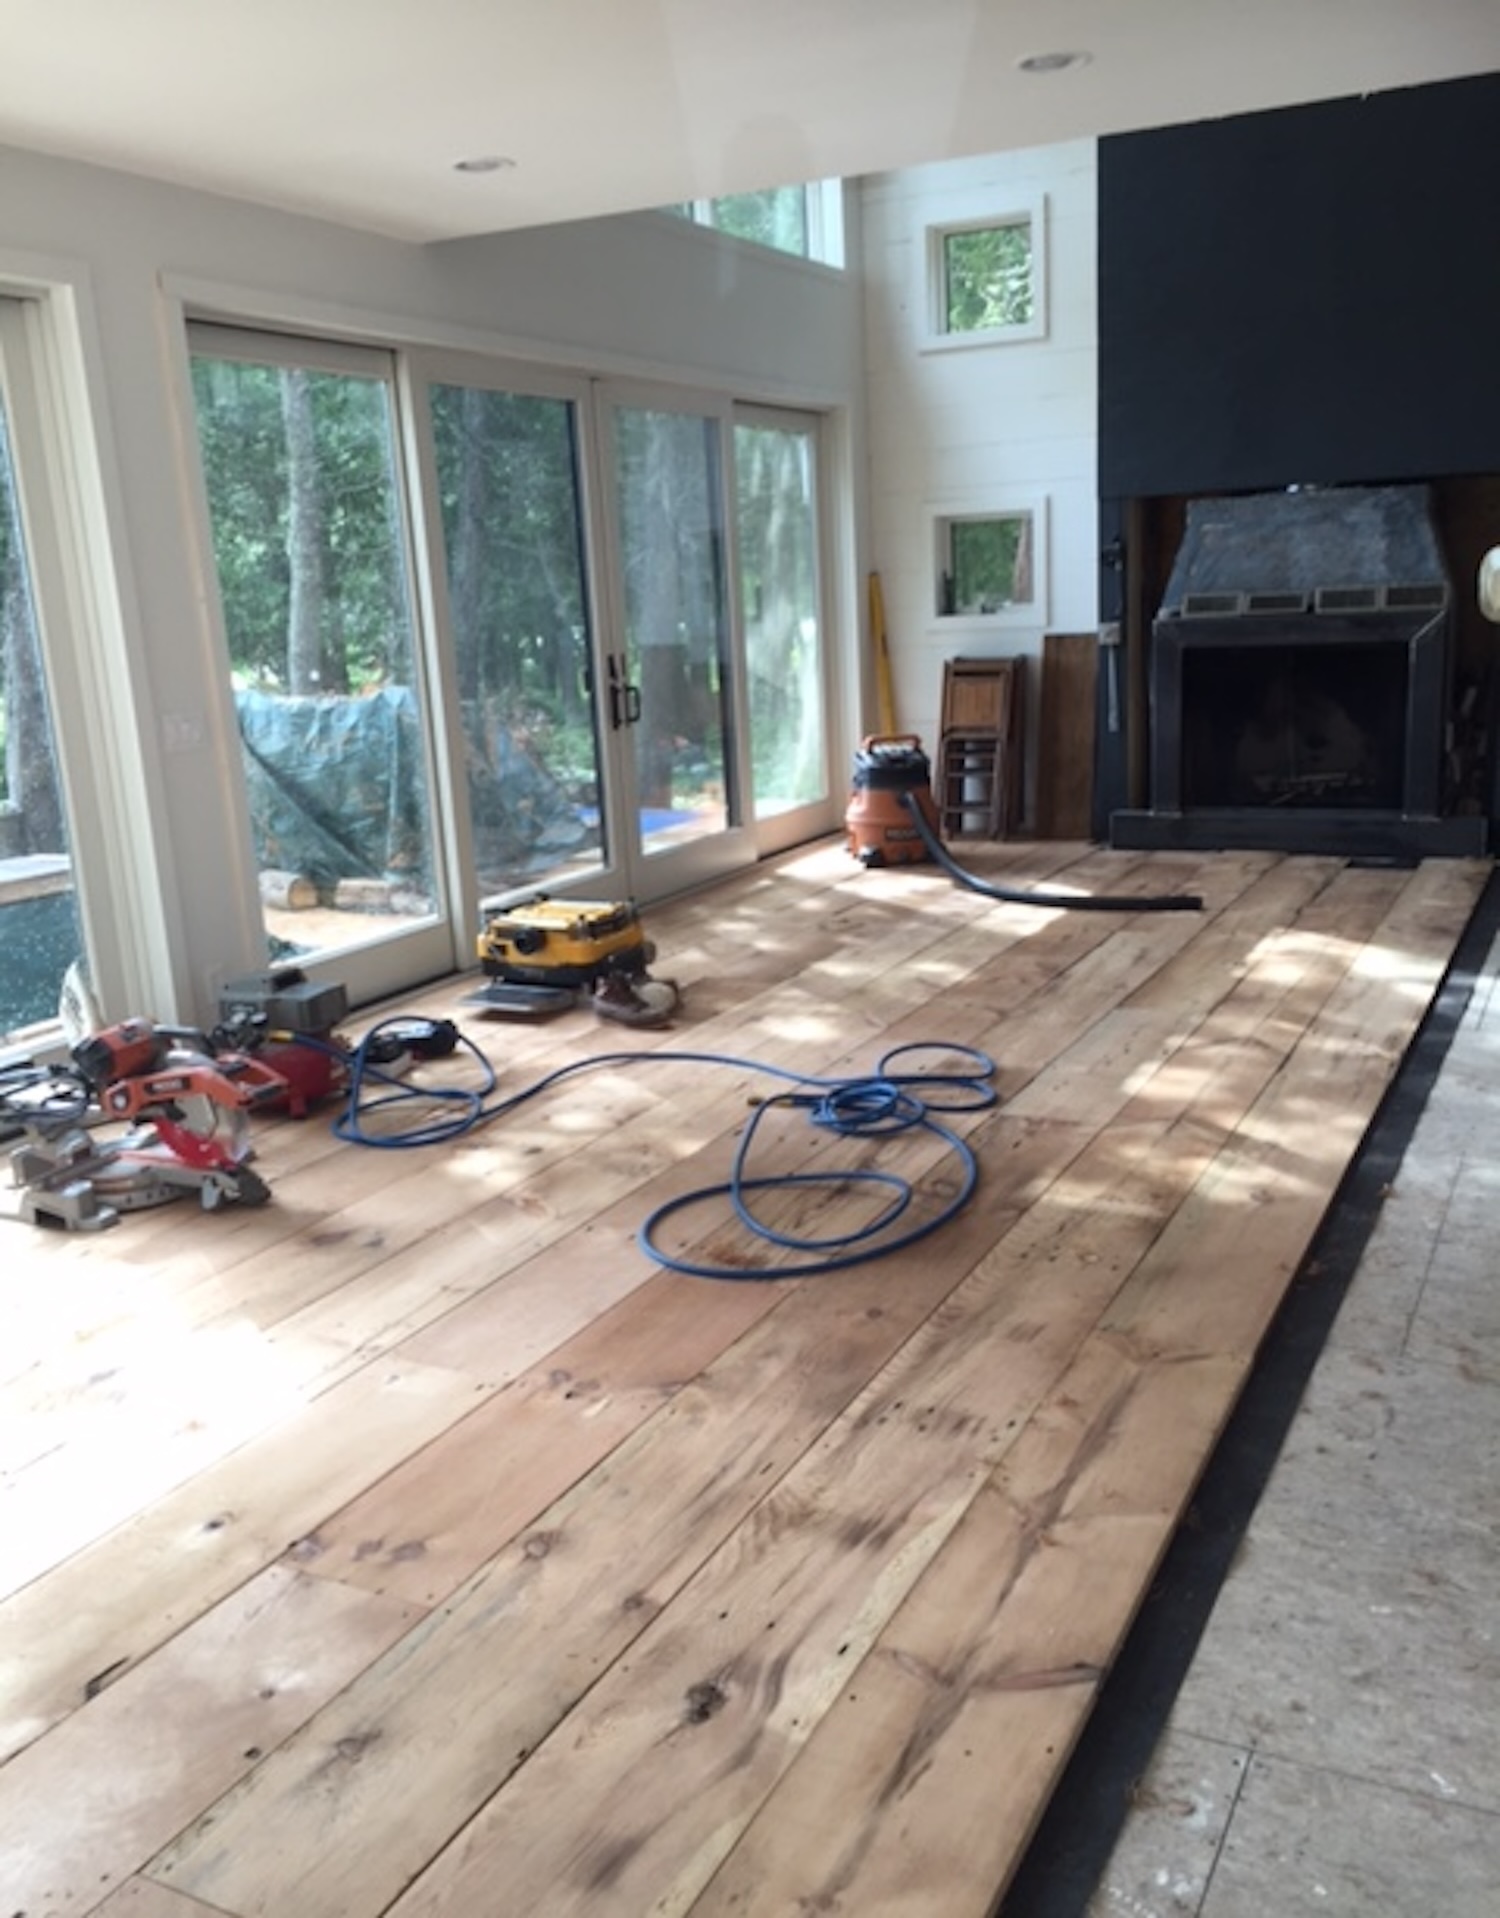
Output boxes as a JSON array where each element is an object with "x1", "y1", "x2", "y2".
[
  {"x1": 933, "y1": 503, "x2": 1046, "y2": 625},
  {"x1": 663, "y1": 182, "x2": 844, "y2": 268},
  {"x1": 188, "y1": 326, "x2": 447, "y2": 973},
  {"x1": 926, "y1": 201, "x2": 1046, "y2": 347},
  {"x1": 0, "y1": 334, "x2": 85, "y2": 1047}
]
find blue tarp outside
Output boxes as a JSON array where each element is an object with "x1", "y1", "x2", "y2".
[
  {"x1": 237, "y1": 685, "x2": 432, "y2": 894},
  {"x1": 236, "y1": 686, "x2": 589, "y2": 899}
]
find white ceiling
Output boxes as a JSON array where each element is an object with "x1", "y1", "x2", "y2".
[{"x1": 3, "y1": 1, "x2": 1497, "y2": 243}]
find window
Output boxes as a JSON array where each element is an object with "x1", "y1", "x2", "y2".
[
  {"x1": 610, "y1": 402, "x2": 735, "y2": 850},
  {"x1": 932, "y1": 500, "x2": 1047, "y2": 625},
  {"x1": 0, "y1": 290, "x2": 150, "y2": 1047},
  {"x1": 734, "y1": 411, "x2": 828, "y2": 823},
  {"x1": 428, "y1": 378, "x2": 604, "y2": 905},
  {"x1": 188, "y1": 326, "x2": 453, "y2": 995},
  {"x1": 664, "y1": 182, "x2": 844, "y2": 268},
  {"x1": 0, "y1": 369, "x2": 85, "y2": 1046},
  {"x1": 926, "y1": 200, "x2": 1046, "y2": 347}
]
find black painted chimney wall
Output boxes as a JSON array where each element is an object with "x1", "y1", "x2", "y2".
[
  {"x1": 1093, "y1": 72, "x2": 1500, "y2": 835},
  {"x1": 1098, "y1": 73, "x2": 1500, "y2": 501}
]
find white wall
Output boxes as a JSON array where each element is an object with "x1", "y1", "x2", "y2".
[
  {"x1": 0, "y1": 145, "x2": 866, "y2": 1025},
  {"x1": 860, "y1": 141, "x2": 1098, "y2": 820}
]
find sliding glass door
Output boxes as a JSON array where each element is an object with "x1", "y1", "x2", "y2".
[
  {"x1": 184, "y1": 333, "x2": 839, "y2": 1003},
  {"x1": 734, "y1": 406, "x2": 832, "y2": 849},
  {"x1": 424, "y1": 371, "x2": 606, "y2": 911},
  {"x1": 188, "y1": 326, "x2": 456, "y2": 998},
  {"x1": 601, "y1": 388, "x2": 752, "y2": 895},
  {"x1": 417, "y1": 366, "x2": 761, "y2": 917}
]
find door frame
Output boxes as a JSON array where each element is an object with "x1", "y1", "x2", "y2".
[
  {"x1": 186, "y1": 321, "x2": 463, "y2": 1005},
  {"x1": 732, "y1": 399, "x2": 842, "y2": 860},
  {"x1": 587, "y1": 376, "x2": 757, "y2": 903},
  {"x1": 401, "y1": 347, "x2": 618, "y2": 950},
  {"x1": 0, "y1": 290, "x2": 178, "y2": 1045}
]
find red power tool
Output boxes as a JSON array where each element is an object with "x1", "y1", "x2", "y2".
[{"x1": 63, "y1": 1019, "x2": 280, "y2": 1215}]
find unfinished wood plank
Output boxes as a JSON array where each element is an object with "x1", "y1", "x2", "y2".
[
  {"x1": 1, "y1": 884, "x2": 861, "y2": 1339},
  {"x1": 0, "y1": 1358, "x2": 482, "y2": 1764},
  {"x1": 1104, "y1": 858, "x2": 1488, "y2": 1360},
  {"x1": 1034, "y1": 631, "x2": 1098, "y2": 839},
  {"x1": 385, "y1": 862, "x2": 1481, "y2": 1917},
  {"x1": 146, "y1": 1116, "x2": 1085, "y2": 1918},
  {"x1": 1121, "y1": 855, "x2": 1349, "y2": 1016},
  {"x1": 293, "y1": 1270, "x2": 782, "y2": 1605},
  {"x1": 386, "y1": 993, "x2": 1091, "y2": 1381},
  {"x1": 257, "y1": 948, "x2": 1029, "y2": 1372},
  {"x1": 0, "y1": 846, "x2": 1481, "y2": 1918},
  {"x1": 689, "y1": 1340, "x2": 1245, "y2": 1917},
  {"x1": 295, "y1": 1006, "x2": 931, "y2": 1371},
  {"x1": 140, "y1": 866, "x2": 1419, "y2": 1918},
  {"x1": 683, "y1": 860, "x2": 1474, "y2": 1918},
  {"x1": 0, "y1": 1564, "x2": 419, "y2": 1918},
  {"x1": 371, "y1": 1221, "x2": 1241, "y2": 1917},
  {"x1": 1, "y1": 1317, "x2": 323, "y2": 1601},
  {"x1": 824, "y1": 851, "x2": 1269, "y2": 1109},
  {"x1": 1001, "y1": 1004, "x2": 1190, "y2": 1123},
  {"x1": 137, "y1": 1000, "x2": 844, "y2": 1378},
  {"x1": 345, "y1": 920, "x2": 1345, "y2": 1918}
]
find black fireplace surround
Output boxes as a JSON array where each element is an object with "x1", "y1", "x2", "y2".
[{"x1": 1112, "y1": 485, "x2": 1487, "y2": 858}]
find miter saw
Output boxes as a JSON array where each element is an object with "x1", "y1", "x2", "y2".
[{"x1": 6, "y1": 1018, "x2": 279, "y2": 1231}]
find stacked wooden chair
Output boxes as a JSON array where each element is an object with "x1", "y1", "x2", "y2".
[{"x1": 936, "y1": 655, "x2": 1024, "y2": 839}]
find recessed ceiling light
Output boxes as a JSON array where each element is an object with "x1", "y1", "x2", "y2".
[
  {"x1": 1017, "y1": 51, "x2": 1091, "y2": 75},
  {"x1": 453, "y1": 155, "x2": 516, "y2": 174}
]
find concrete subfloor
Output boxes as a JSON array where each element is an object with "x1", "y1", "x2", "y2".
[{"x1": 1077, "y1": 926, "x2": 1500, "y2": 1917}]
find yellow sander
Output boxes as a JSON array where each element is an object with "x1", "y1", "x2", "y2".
[{"x1": 466, "y1": 894, "x2": 679, "y2": 1026}]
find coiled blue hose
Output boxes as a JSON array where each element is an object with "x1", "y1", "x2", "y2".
[{"x1": 314, "y1": 1025, "x2": 998, "y2": 1281}]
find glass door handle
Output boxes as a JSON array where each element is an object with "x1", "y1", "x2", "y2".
[
  {"x1": 605, "y1": 652, "x2": 642, "y2": 728},
  {"x1": 606, "y1": 652, "x2": 625, "y2": 731}
]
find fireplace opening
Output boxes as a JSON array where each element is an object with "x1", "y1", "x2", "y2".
[
  {"x1": 1182, "y1": 639, "x2": 1407, "y2": 811},
  {"x1": 1110, "y1": 481, "x2": 1490, "y2": 857}
]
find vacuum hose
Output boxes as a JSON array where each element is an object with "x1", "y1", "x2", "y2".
[{"x1": 899, "y1": 793, "x2": 1203, "y2": 914}]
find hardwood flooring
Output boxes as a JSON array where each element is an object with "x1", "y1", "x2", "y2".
[{"x1": 0, "y1": 837, "x2": 1487, "y2": 1916}]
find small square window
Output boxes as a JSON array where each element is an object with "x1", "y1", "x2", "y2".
[
  {"x1": 931, "y1": 500, "x2": 1047, "y2": 625},
  {"x1": 943, "y1": 222, "x2": 1032, "y2": 332},
  {"x1": 924, "y1": 200, "x2": 1046, "y2": 348}
]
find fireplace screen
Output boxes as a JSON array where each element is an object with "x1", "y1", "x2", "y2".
[
  {"x1": 1113, "y1": 484, "x2": 1486, "y2": 858},
  {"x1": 1147, "y1": 483, "x2": 1450, "y2": 827},
  {"x1": 1182, "y1": 639, "x2": 1408, "y2": 811}
]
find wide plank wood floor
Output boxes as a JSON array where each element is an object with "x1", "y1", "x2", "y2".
[{"x1": 1, "y1": 837, "x2": 1488, "y2": 1916}]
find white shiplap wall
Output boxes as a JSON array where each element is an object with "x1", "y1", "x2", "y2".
[{"x1": 860, "y1": 140, "x2": 1098, "y2": 823}]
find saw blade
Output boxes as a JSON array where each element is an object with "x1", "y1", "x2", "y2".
[{"x1": 173, "y1": 1093, "x2": 222, "y2": 1138}]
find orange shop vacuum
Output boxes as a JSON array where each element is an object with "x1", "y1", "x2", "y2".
[{"x1": 844, "y1": 734, "x2": 940, "y2": 867}]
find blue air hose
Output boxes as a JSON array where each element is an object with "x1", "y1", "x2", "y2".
[{"x1": 310, "y1": 1024, "x2": 998, "y2": 1281}]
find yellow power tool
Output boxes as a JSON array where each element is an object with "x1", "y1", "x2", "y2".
[{"x1": 467, "y1": 894, "x2": 677, "y2": 1025}]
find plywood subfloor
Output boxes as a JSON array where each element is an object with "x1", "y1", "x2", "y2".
[{"x1": 0, "y1": 838, "x2": 1487, "y2": 1917}]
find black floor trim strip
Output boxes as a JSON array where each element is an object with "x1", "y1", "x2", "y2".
[{"x1": 997, "y1": 863, "x2": 1500, "y2": 1918}]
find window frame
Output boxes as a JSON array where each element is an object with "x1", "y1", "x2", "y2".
[
  {"x1": 733, "y1": 401, "x2": 838, "y2": 856},
  {"x1": 922, "y1": 196, "x2": 1048, "y2": 352},
  {"x1": 184, "y1": 319, "x2": 463, "y2": 1005},
  {"x1": 929, "y1": 495, "x2": 1049, "y2": 630},
  {"x1": 665, "y1": 181, "x2": 845, "y2": 269},
  {"x1": 0, "y1": 284, "x2": 173, "y2": 1047}
]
